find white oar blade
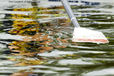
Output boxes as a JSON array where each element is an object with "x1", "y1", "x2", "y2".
[{"x1": 72, "y1": 27, "x2": 109, "y2": 44}]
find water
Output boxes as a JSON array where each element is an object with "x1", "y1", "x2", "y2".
[{"x1": 0, "y1": 1, "x2": 114, "y2": 76}]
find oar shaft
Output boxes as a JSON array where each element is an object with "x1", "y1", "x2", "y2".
[{"x1": 61, "y1": 0, "x2": 80, "y2": 27}]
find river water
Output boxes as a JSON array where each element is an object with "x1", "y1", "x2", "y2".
[{"x1": 0, "y1": 1, "x2": 114, "y2": 76}]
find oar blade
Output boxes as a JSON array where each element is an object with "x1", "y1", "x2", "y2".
[{"x1": 72, "y1": 27, "x2": 109, "y2": 44}]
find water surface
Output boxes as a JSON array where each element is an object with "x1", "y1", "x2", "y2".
[{"x1": 0, "y1": 1, "x2": 114, "y2": 76}]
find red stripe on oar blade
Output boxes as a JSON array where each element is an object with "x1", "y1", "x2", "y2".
[{"x1": 73, "y1": 38, "x2": 109, "y2": 43}]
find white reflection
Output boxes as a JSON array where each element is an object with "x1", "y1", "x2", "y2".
[
  {"x1": 84, "y1": 68, "x2": 114, "y2": 76},
  {"x1": 58, "y1": 59, "x2": 94, "y2": 65}
]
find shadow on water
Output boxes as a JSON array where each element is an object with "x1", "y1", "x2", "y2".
[{"x1": 0, "y1": 0, "x2": 114, "y2": 76}]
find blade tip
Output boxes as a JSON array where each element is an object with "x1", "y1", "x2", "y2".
[{"x1": 72, "y1": 38, "x2": 109, "y2": 44}]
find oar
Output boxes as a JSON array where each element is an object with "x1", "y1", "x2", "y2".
[{"x1": 61, "y1": 0, "x2": 109, "y2": 44}]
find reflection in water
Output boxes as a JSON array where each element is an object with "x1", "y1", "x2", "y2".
[
  {"x1": 11, "y1": 72, "x2": 39, "y2": 76},
  {"x1": 0, "y1": 0, "x2": 114, "y2": 76},
  {"x1": 2, "y1": 1, "x2": 71, "y2": 66}
]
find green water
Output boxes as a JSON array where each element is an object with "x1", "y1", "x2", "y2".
[{"x1": 0, "y1": 1, "x2": 114, "y2": 76}]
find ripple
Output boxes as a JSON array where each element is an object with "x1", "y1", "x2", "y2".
[
  {"x1": 83, "y1": 67, "x2": 114, "y2": 76},
  {"x1": 39, "y1": 50, "x2": 76, "y2": 57},
  {"x1": 0, "y1": 60, "x2": 14, "y2": 66},
  {"x1": 58, "y1": 59, "x2": 94, "y2": 65}
]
